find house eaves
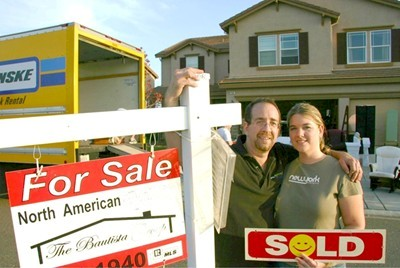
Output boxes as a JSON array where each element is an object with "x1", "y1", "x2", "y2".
[
  {"x1": 155, "y1": 35, "x2": 229, "y2": 58},
  {"x1": 219, "y1": 68, "x2": 400, "y2": 88},
  {"x1": 145, "y1": 64, "x2": 159, "y2": 79},
  {"x1": 219, "y1": 0, "x2": 340, "y2": 33},
  {"x1": 369, "y1": 0, "x2": 400, "y2": 9}
]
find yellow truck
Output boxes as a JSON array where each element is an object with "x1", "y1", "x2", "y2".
[{"x1": 0, "y1": 22, "x2": 146, "y2": 186}]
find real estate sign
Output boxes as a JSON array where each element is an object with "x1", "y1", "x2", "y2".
[{"x1": 6, "y1": 149, "x2": 187, "y2": 268}]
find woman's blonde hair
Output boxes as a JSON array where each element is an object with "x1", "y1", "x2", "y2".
[{"x1": 287, "y1": 102, "x2": 331, "y2": 154}]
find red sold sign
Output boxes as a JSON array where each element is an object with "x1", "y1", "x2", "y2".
[{"x1": 245, "y1": 228, "x2": 386, "y2": 264}]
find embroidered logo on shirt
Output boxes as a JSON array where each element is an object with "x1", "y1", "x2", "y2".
[{"x1": 288, "y1": 174, "x2": 320, "y2": 184}]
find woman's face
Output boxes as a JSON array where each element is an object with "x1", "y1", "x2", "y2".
[{"x1": 289, "y1": 113, "x2": 323, "y2": 154}]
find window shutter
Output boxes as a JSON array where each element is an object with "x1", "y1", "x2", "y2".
[
  {"x1": 198, "y1": 56, "x2": 205, "y2": 70},
  {"x1": 180, "y1": 57, "x2": 186, "y2": 68},
  {"x1": 391, "y1": 29, "x2": 400, "y2": 62},
  {"x1": 337, "y1": 33, "x2": 347, "y2": 65},
  {"x1": 299, "y1": 32, "x2": 309, "y2": 64},
  {"x1": 249, "y1": 36, "x2": 258, "y2": 67}
]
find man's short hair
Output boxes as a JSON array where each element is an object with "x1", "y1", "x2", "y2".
[{"x1": 244, "y1": 98, "x2": 281, "y2": 124}]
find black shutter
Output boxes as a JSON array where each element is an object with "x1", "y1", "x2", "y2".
[
  {"x1": 180, "y1": 57, "x2": 186, "y2": 68},
  {"x1": 249, "y1": 36, "x2": 258, "y2": 67},
  {"x1": 391, "y1": 29, "x2": 400, "y2": 62},
  {"x1": 337, "y1": 33, "x2": 347, "y2": 65},
  {"x1": 198, "y1": 56, "x2": 205, "y2": 70},
  {"x1": 299, "y1": 32, "x2": 309, "y2": 64}
]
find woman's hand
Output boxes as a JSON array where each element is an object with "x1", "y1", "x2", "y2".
[{"x1": 296, "y1": 254, "x2": 327, "y2": 268}]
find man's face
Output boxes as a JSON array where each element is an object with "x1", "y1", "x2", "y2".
[{"x1": 243, "y1": 102, "x2": 281, "y2": 153}]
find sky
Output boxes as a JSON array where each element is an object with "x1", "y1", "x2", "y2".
[{"x1": 1, "y1": 0, "x2": 262, "y2": 86}]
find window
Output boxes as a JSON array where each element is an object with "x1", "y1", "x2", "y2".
[
  {"x1": 258, "y1": 33, "x2": 299, "y2": 66},
  {"x1": 249, "y1": 32, "x2": 308, "y2": 67},
  {"x1": 347, "y1": 30, "x2": 391, "y2": 64},
  {"x1": 185, "y1": 56, "x2": 199, "y2": 68},
  {"x1": 347, "y1": 32, "x2": 366, "y2": 63},
  {"x1": 259, "y1": 35, "x2": 277, "y2": 66},
  {"x1": 281, "y1": 34, "x2": 299, "y2": 64},
  {"x1": 179, "y1": 56, "x2": 205, "y2": 70},
  {"x1": 371, "y1": 30, "x2": 391, "y2": 62}
]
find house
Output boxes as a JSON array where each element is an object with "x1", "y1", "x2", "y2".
[
  {"x1": 155, "y1": 35, "x2": 229, "y2": 104},
  {"x1": 156, "y1": 0, "x2": 400, "y2": 148}
]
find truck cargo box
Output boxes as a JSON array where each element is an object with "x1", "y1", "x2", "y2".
[{"x1": 0, "y1": 22, "x2": 146, "y2": 165}]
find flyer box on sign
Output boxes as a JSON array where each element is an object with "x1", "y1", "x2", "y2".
[
  {"x1": 245, "y1": 228, "x2": 386, "y2": 264},
  {"x1": 6, "y1": 148, "x2": 187, "y2": 268}
]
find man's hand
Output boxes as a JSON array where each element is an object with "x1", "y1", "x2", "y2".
[
  {"x1": 338, "y1": 152, "x2": 363, "y2": 182},
  {"x1": 163, "y1": 67, "x2": 204, "y2": 107}
]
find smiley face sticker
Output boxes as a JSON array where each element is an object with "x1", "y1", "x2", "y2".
[{"x1": 289, "y1": 234, "x2": 316, "y2": 256}]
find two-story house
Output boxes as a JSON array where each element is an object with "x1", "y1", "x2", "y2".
[
  {"x1": 156, "y1": 0, "x2": 400, "y2": 149},
  {"x1": 155, "y1": 35, "x2": 230, "y2": 104}
]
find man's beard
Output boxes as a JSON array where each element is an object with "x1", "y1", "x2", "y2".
[{"x1": 254, "y1": 133, "x2": 275, "y2": 152}]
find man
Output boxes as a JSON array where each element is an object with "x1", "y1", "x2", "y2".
[{"x1": 164, "y1": 67, "x2": 362, "y2": 267}]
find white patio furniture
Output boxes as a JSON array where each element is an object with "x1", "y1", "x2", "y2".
[{"x1": 369, "y1": 146, "x2": 400, "y2": 193}]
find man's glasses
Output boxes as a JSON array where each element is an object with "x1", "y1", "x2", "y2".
[{"x1": 252, "y1": 119, "x2": 280, "y2": 129}]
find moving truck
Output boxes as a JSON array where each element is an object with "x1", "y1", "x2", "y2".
[{"x1": 0, "y1": 22, "x2": 146, "y2": 192}]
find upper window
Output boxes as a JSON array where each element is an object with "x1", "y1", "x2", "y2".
[
  {"x1": 185, "y1": 56, "x2": 199, "y2": 68},
  {"x1": 258, "y1": 33, "x2": 299, "y2": 66},
  {"x1": 347, "y1": 30, "x2": 391, "y2": 64}
]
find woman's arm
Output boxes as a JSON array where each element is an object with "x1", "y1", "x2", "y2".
[{"x1": 339, "y1": 194, "x2": 366, "y2": 229}]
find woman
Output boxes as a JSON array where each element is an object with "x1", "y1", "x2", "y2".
[{"x1": 275, "y1": 103, "x2": 365, "y2": 267}]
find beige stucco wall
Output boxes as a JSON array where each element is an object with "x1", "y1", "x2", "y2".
[
  {"x1": 228, "y1": 3, "x2": 334, "y2": 78},
  {"x1": 160, "y1": 57, "x2": 172, "y2": 87},
  {"x1": 214, "y1": 52, "x2": 229, "y2": 82},
  {"x1": 301, "y1": 0, "x2": 400, "y2": 69}
]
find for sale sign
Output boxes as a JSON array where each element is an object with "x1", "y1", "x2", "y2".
[
  {"x1": 6, "y1": 149, "x2": 187, "y2": 268},
  {"x1": 245, "y1": 228, "x2": 385, "y2": 264}
]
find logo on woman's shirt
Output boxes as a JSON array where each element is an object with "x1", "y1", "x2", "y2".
[{"x1": 288, "y1": 174, "x2": 320, "y2": 184}]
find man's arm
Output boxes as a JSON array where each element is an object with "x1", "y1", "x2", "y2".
[
  {"x1": 163, "y1": 68, "x2": 205, "y2": 161},
  {"x1": 284, "y1": 144, "x2": 362, "y2": 182}
]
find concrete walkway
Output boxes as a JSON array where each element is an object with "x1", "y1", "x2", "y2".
[{"x1": 362, "y1": 166, "x2": 400, "y2": 217}]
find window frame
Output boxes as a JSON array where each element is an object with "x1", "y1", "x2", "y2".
[
  {"x1": 347, "y1": 31, "x2": 367, "y2": 64},
  {"x1": 370, "y1": 29, "x2": 391, "y2": 63},
  {"x1": 347, "y1": 29, "x2": 391, "y2": 64},
  {"x1": 185, "y1": 55, "x2": 199, "y2": 68},
  {"x1": 280, "y1": 33, "x2": 299, "y2": 65},
  {"x1": 258, "y1": 32, "x2": 299, "y2": 67}
]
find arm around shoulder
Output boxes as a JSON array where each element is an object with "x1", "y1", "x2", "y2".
[{"x1": 329, "y1": 149, "x2": 363, "y2": 182}]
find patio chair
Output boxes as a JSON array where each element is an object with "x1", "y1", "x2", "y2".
[{"x1": 369, "y1": 146, "x2": 400, "y2": 193}]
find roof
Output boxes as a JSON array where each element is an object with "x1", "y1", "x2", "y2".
[
  {"x1": 219, "y1": 0, "x2": 341, "y2": 33},
  {"x1": 155, "y1": 35, "x2": 229, "y2": 58},
  {"x1": 370, "y1": 0, "x2": 400, "y2": 8},
  {"x1": 145, "y1": 64, "x2": 159, "y2": 79}
]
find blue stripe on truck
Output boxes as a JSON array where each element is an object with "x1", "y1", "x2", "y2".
[
  {"x1": 41, "y1": 72, "x2": 65, "y2": 87},
  {"x1": 41, "y1": 57, "x2": 66, "y2": 72}
]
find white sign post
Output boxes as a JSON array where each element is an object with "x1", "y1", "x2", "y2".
[{"x1": 0, "y1": 74, "x2": 242, "y2": 267}]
